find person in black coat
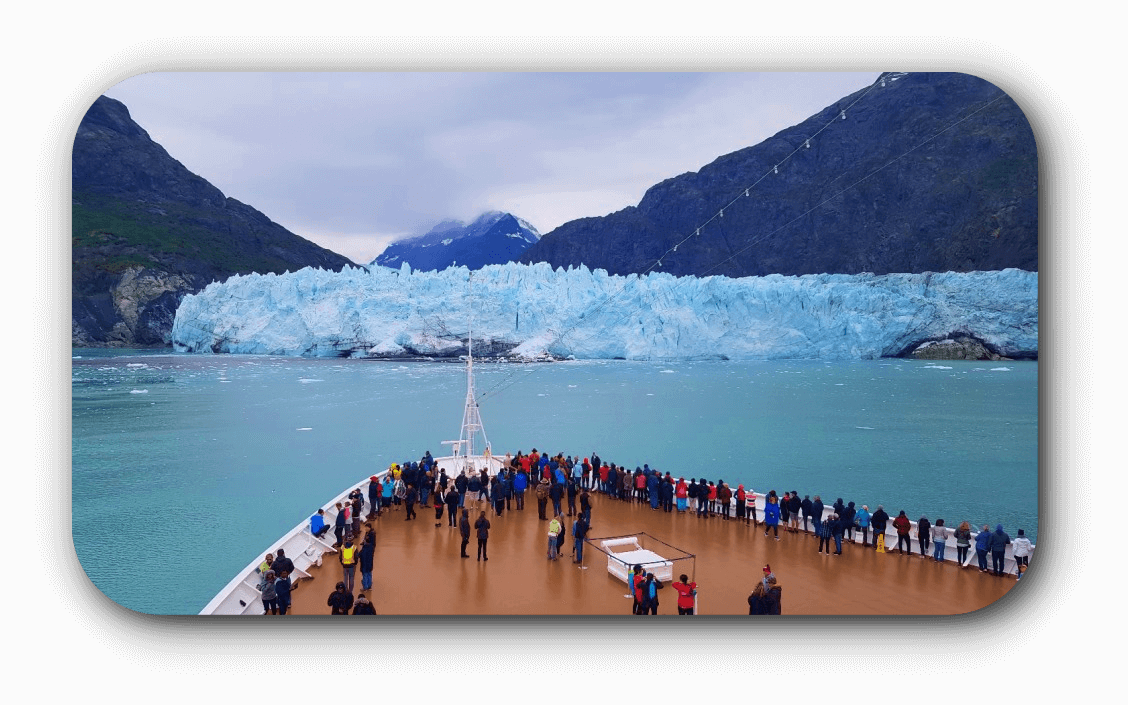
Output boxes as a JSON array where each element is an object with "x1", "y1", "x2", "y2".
[
  {"x1": 458, "y1": 509, "x2": 471, "y2": 558},
  {"x1": 475, "y1": 511, "x2": 491, "y2": 561},
  {"x1": 549, "y1": 481, "x2": 564, "y2": 517},
  {"x1": 404, "y1": 484, "x2": 417, "y2": 521},
  {"x1": 870, "y1": 505, "x2": 889, "y2": 550},
  {"x1": 811, "y1": 496, "x2": 825, "y2": 536},
  {"x1": 787, "y1": 492, "x2": 802, "y2": 533},
  {"x1": 352, "y1": 593, "x2": 376, "y2": 615},
  {"x1": 367, "y1": 476, "x2": 381, "y2": 519},
  {"x1": 800, "y1": 495, "x2": 813, "y2": 532},
  {"x1": 446, "y1": 485, "x2": 460, "y2": 527},
  {"x1": 333, "y1": 503, "x2": 347, "y2": 546},
  {"x1": 454, "y1": 471, "x2": 469, "y2": 509},
  {"x1": 842, "y1": 501, "x2": 857, "y2": 542},
  {"x1": 327, "y1": 581, "x2": 353, "y2": 615},
  {"x1": 358, "y1": 532, "x2": 376, "y2": 592},
  {"x1": 271, "y1": 549, "x2": 295, "y2": 577}
]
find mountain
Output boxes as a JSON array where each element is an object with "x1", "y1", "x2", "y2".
[
  {"x1": 372, "y1": 211, "x2": 540, "y2": 271},
  {"x1": 518, "y1": 72, "x2": 1037, "y2": 277},
  {"x1": 72, "y1": 95, "x2": 353, "y2": 347}
]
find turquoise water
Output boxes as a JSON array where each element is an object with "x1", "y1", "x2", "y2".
[{"x1": 72, "y1": 350, "x2": 1038, "y2": 614}]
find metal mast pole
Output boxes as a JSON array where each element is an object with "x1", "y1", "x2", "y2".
[{"x1": 458, "y1": 272, "x2": 489, "y2": 466}]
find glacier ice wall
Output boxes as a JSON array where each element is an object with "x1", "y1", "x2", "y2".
[{"x1": 171, "y1": 262, "x2": 1037, "y2": 360}]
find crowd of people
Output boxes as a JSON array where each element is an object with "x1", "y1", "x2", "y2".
[{"x1": 260, "y1": 447, "x2": 1029, "y2": 616}]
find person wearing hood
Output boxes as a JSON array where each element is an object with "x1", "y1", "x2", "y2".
[
  {"x1": 893, "y1": 511, "x2": 912, "y2": 554},
  {"x1": 988, "y1": 524, "x2": 1011, "y2": 576},
  {"x1": 975, "y1": 525, "x2": 992, "y2": 572},
  {"x1": 870, "y1": 505, "x2": 889, "y2": 551},
  {"x1": 327, "y1": 581, "x2": 354, "y2": 615},
  {"x1": 352, "y1": 593, "x2": 376, "y2": 615},
  {"x1": 763, "y1": 493, "x2": 781, "y2": 539},
  {"x1": 841, "y1": 501, "x2": 856, "y2": 541},
  {"x1": 1012, "y1": 529, "x2": 1032, "y2": 576}
]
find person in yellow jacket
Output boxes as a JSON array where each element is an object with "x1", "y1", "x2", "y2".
[{"x1": 339, "y1": 539, "x2": 357, "y2": 593}]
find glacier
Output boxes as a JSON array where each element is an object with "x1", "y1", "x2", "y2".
[{"x1": 170, "y1": 262, "x2": 1038, "y2": 360}]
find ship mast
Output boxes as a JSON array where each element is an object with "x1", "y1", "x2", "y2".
[{"x1": 456, "y1": 272, "x2": 489, "y2": 464}]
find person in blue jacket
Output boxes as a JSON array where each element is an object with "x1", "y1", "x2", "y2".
[
  {"x1": 513, "y1": 469, "x2": 528, "y2": 510},
  {"x1": 974, "y1": 524, "x2": 992, "y2": 572},
  {"x1": 648, "y1": 472, "x2": 660, "y2": 510},
  {"x1": 310, "y1": 509, "x2": 331, "y2": 539},
  {"x1": 988, "y1": 524, "x2": 1011, "y2": 576},
  {"x1": 763, "y1": 493, "x2": 781, "y2": 539},
  {"x1": 855, "y1": 505, "x2": 872, "y2": 546}
]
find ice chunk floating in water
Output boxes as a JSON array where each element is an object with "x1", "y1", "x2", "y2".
[{"x1": 171, "y1": 262, "x2": 1037, "y2": 361}]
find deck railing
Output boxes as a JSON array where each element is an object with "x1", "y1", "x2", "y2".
[{"x1": 201, "y1": 467, "x2": 1032, "y2": 614}]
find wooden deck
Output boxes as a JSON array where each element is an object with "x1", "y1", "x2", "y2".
[{"x1": 283, "y1": 491, "x2": 1018, "y2": 616}]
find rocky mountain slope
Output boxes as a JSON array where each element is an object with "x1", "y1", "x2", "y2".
[
  {"x1": 519, "y1": 72, "x2": 1037, "y2": 278},
  {"x1": 72, "y1": 96, "x2": 353, "y2": 347}
]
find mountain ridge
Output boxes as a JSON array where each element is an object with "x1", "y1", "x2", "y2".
[
  {"x1": 373, "y1": 210, "x2": 541, "y2": 271},
  {"x1": 72, "y1": 96, "x2": 354, "y2": 347},
  {"x1": 519, "y1": 72, "x2": 1037, "y2": 277}
]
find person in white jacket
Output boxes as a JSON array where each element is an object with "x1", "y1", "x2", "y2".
[{"x1": 1012, "y1": 529, "x2": 1033, "y2": 576}]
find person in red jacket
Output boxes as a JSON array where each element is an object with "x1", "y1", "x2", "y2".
[
  {"x1": 893, "y1": 510, "x2": 912, "y2": 554},
  {"x1": 675, "y1": 478, "x2": 688, "y2": 512},
  {"x1": 672, "y1": 574, "x2": 697, "y2": 615}
]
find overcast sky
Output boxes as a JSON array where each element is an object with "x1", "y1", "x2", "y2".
[{"x1": 103, "y1": 72, "x2": 880, "y2": 264}]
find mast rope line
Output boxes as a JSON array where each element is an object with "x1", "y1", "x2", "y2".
[{"x1": 471, "y1": 77, "x2": 1010, "y2": 401}]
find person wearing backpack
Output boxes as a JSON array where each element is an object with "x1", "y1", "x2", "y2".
[
  {"x1": 642, "y1": 573, "x2": 664, "y2": 615},
  {"x1": 339, "y1": 539, "x2": 358, "y2": 593}
]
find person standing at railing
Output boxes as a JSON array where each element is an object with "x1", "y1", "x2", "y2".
[
  {"x1": 800, "y1": 495, "x2": 813, "y2": 532},
  {"x1": 788, "y1": 492, "x2": 802, "y2": 533},
  {"x1": 367, "y1": 475, "x2": 381, "y2": 519},
  {"x1": 975, "y1": 525, "x2": 992, "y2": 572},
  {"x1": 954, "y1": 521, "x2": 972, "y2": 565},
  {"x1": 735, "y1": 485, "x2": 746, "y2": 522},
  {"x1": 870, "y1": 506, "x2": 889, "y2": 551},
  {"x1": 893, "y1": 511, "x2": 912, "y2": 554},
  {"x1": 746, "y1": 490, "x2": 757, "y2": 526},
  {"x1": 917, "y1": 516, "x2": 931, "y2": 557},
  {"x1": 856, "y1": 505, "x2": 871, "y2": 546},
  {"x1": 274, "y1": 570, "x2": 292, "y2": 616},
  {"x1": 817, "y1": 513, "x2": 833, "y2": 554},
  {"x1": 988, "y1": 525, "x2": 1011, "y2": 576},
  {"x1": 763, "y1": 493, "x2": 781, "y2": 540},
  {"x1": 931, "y1": 519, "x2": 947, "y2": 562},
  {"x1": 1012, "y1": 530, "x2": 1032, "y2": 577},
  {"x1": 812, "y1": 496, "x2": 825, "y2": 537},
  {"x1": 260, "y1": 570, "x2": 278, "y2": 615},
  {"x1": 830, "y1": 513, "x2": 846, "y2": 555}
]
